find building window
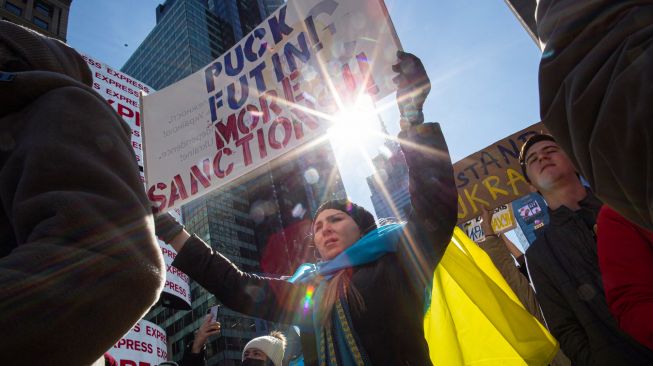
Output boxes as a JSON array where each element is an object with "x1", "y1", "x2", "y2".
[
  {"x1": 32, "y1": 17, "x2": 49, "y2": 30},
  {"x1": 34, "y1": 1, "x2": 52, "y2": 17},
  {"x1": 4, "y1": 2, "x2": 22, "y2": 16}
]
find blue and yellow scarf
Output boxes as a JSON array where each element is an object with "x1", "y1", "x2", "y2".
[{"x1": 288, "y1": 223, "x2": 405, "y2": 366}]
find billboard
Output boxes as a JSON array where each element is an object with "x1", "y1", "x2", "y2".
[
  {"x1": 141, "y1": 0, "x2": 402, "y2": 212},
  {"x1": 453, "y1": 122, "x2": 548, "y2": 224}
]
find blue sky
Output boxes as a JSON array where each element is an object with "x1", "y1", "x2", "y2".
[{"x1": 67, "y1": 0, "x2": 542, "y2": 216}]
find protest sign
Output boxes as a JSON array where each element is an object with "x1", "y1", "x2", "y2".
[
  {"x1": 142, "y1": 0, "x2": 402, "y2": 212},
  {"x1": 454, "y1": 122, "x2": 548, "y2": 224},
  {"x1": 108, "y1": 320, "x2": 168, "y2": 366},
  {"x1": 512, "y1": 192, "x2": 549, "y2": 248},
  {"x1": 157, "y1": 209, "x2": 191, "y2": 309},
  {"x1": 82, "y1": 56, "x2": 191, "y2": 308},
  {"x1": 81, "y1": 53, "x2": 153, "y2": 183},
  {"x1": 460, "y1": 205, "x2": 516, "y2": 243}
]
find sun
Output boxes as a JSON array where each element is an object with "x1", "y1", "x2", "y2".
[{"x1": 328, "y1": 95, "x2": 381, "y2": 148}]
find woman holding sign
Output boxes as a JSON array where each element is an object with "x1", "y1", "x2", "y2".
[{"x1": 155, "y1": 52, "x2": 457, "y2": 365}]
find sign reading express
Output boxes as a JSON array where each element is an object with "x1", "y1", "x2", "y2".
[
  {"x1": 108, "y1": 320, "x2": 168, "y2": 366},
  {"x1": 454, "y1": 122, "x2": 547, "y2": 224},
  {"x1": 82, "y1": 54, "x2": 191, "y2": 308},
  {"x1": 81, "y1": 53, "x2": 152, "y2": 182}
]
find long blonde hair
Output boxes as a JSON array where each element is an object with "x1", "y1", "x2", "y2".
[{"x1": 317, "y1": 268, "x2": 366, "y2": 328}]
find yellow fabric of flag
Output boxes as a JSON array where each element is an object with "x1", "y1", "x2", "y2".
[{"x1": 424, "y1": 227, "x2": 558, "y2": 365}]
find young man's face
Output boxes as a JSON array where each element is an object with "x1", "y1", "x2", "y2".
[{"x1": 524, "y1": 141, "x2": 577, "y2": 191}]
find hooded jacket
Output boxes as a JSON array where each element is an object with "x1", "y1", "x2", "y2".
[
  {"x1": 536, "y1": 0, "x2": 653, "y2": 232},
  {"x1": 526, "y1": 191, "x2": 653, "y2": 365},
  {"x1": 0, "y1": 21, "x2": 164, "y2": 365}
]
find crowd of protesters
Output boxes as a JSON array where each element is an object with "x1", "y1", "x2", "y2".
[{"x1": 2, "y1": 0, "x2": 653, "y2": 364}]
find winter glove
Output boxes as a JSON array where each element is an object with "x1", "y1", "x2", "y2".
[
  {"x1": 392, "y1": 51, "x2": 431, "y2": 130},
  {"x1": 154, "y1": 212, "x2": 185, "y2": 243}
]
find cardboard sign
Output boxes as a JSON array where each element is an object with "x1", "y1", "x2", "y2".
[
  {"x1": 108, "y1": 320, "x2": 168, "y2": 366},
  {"x1": 141, "y1": 0, "x2": 402, "y2": 212},
  {"x1": 81, "y1": 53, "x2": 153, "y2": 183},
  {"x1": 460, "y1": 205, "x2": 516, "y2": 243},
  {"x1": 453, "y1": 122, "x2": 547, "y2": 224}
]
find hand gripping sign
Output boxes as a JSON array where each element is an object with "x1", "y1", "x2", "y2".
[{"x1": 141, "y1": 0, "x2": 402, "y2": 212}]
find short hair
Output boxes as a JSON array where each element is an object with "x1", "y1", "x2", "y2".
[{"x1": 519, "y1": 134, "x2": 557, "y2": 182}]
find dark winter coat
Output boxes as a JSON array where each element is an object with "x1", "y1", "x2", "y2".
[
  {"x1": 526, "y1": 191, "x2": 653, "y2": 365},
  {"x1": 536, "y1": 0, "x2": 653, "y2": 232},
  {"x1": 172, "y1": 123, "x2": 457, "y2": 366},
  {"x1": 0, "y1": 21, "x2": 164, "y2": 365}
]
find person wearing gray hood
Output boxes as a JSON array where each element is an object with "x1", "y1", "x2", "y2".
[{"x1": 0, "y1": 20, "x2": 164, "y2": 365}]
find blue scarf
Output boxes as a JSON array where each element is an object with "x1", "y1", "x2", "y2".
[{"x1": 288, "y1": 223, "x2": 405, "y2": 366}]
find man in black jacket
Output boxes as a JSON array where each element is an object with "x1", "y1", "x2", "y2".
[{"x1": 521, "y1": 134, "x2": 653, "y2": 365}]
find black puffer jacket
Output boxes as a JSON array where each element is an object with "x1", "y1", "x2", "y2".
[
  {"x1": 172, "y1": 123, "x2": 457, "y2": 365},
  {"x1": 526, "y1": 191, "x2": 653, "y2": 365}
]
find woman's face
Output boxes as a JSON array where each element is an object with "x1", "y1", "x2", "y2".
[
  {"x1": 313, "y1": 209, "x2": 361, "y2": 260},
  {"x1": 243, "y1": 348, "x2": 268, "y2": 361}
]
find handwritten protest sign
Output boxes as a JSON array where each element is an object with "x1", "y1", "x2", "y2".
[
  {"x1": 142, "y1": 0, "x2": 402, "y2": 212},
  {"x1": 460, "y1": 205, "x2": 516, "y2": 243},
  {"x1": 454, "y1": 122, "x2": 548, "y2": 224},
  {"x1": 108, "y1": 320, "x2": 168, "y2": 365}
]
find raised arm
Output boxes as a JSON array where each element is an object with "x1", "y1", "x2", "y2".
[
  {"x1": 159, "y1": 215, "x2": 308, "y2": 326},
  {"x1": 392, "y1": 52, "x2": 457, "y2": 283}
]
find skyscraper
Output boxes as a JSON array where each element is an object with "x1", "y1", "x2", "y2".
[
  {"x1": 0, "y1": 0, "x2": 71, "y2": 41},
  {"x1": 366, "y1": 121, "x2": 412, "y2": 222},
  {"x1": 122, "y1": 1, "x2": 347, "y2": 364}
]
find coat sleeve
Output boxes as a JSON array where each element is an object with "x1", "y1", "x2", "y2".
[
  {"x1": 396, "y1": 123, "x2": 457, "y2": 288},
  {"x1": 597, "y1": 205, "x2": 653, "y2": 350},
  {"x1": 527, "y1": 253, "x2": 594, "y2": 364},
  {"x1": 172, "y1": 235, "x2": 310, "y2": 326},
  {"x1": 0, "y1": 87, "x2": 165, "y2": 365},
  {"x1": 536, "y1": 0, "x2": 653, "y2": 231}
]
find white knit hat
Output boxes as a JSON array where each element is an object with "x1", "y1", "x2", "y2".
[{"x1": 242, "y1": 332, "x2": 286, "y2": 366}]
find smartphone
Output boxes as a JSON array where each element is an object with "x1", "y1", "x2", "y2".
[{"x1": 208, "y1": 305, "x2": 221, "y2": 321}]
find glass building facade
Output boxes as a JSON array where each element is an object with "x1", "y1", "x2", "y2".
[
  {"x1": 366, "y1": 137, "x2": 412, "y2": 222},
  {"x1": 121, "y1": 0, "x2": 348, "y2": 364},
  {"x1": 122, "y1": 0, "x2": 234, "y2": 90}
]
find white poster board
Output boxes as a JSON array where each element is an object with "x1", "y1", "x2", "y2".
[
  {"x1": 142, "y1": 0, "x2": 402, "y2": 212},
  {"x1": 108, "y1": 319, "x2": 168, "y2": 366}
]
